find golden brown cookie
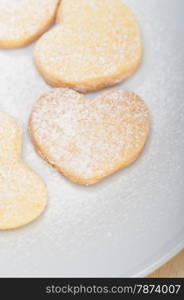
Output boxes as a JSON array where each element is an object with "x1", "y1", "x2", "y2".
[
  {"x1": 29, "y1": 88, "x2": 150, "y2": 185},
  {"x1": 0, "y1": 0, "x2": 59, "y2": 48},
  {"x1": 0, "y1": 112, "x2": 47, "y2": 230},
  {"x1": 34, "y1": 0, "x2": 142, "y2": 92}
]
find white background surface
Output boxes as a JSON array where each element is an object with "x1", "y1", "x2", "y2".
[{"x1": 0, "y1": 0, "x2": 184, "y2": 277}]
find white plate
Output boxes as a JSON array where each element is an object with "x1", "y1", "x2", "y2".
[{"x1": 0, "y1": 0, "x2": 183, "y2": 277}]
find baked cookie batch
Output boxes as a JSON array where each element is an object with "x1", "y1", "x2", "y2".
[{"x1": 0, "y1": 0, "x2": 150, "y2": 229}]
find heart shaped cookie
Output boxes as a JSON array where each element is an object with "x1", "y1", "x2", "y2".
[
  {"x1": 34, "y1": 0, "x2": 142, "y2": 92},
  {"x1": 0, "y1": 0, "x2": 59, "y2": 48},
  {"x1": 0, "y1": 112, "x2": 47, "y2": 230},
  {"x1": 29, "y1": 88, "x2": 150, "y2": 185}
]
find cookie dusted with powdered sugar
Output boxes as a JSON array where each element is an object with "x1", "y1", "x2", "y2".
[
  {"x1": 34, "y1": 0, "x2": 142, "y2": 92},
  {"x1": 29, "y1": 88, "x2": 150, "y2": 185},
  {"x1": 0, "y1": 112, "x2": 47, "y2": 230},
  {"x1": 0, "y1": 0, "x2": 59, "y2": 48}
]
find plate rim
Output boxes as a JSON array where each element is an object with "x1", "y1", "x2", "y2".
[{"x1": 133, "y1": 238, "x2": 184, "y2": 277}]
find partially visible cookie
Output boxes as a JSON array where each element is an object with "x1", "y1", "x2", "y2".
[
  {"x1": 29, "y1": 88, "x2": 150, "y2": 185},
  {"x1": 34, "y1": 0, "x2": 142, "y2": 92},
  {"x1": 0, "y1": 0, "x2": 59, "y2": 48},
  {"x1": 0, "y1": 112, "x2": 47, "y2": 230}
]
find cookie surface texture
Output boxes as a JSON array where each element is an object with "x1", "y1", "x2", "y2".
[
  {"x1": 29, "y1": 88, "x2": 150, "y2": 185},
  {"x1": 0, "y1": 0, "x2": 59, "y2": 48},
  {"x1": 34, "y1": 0, "x2": 142, "y2": 92},
  {"x1": 0, "y1": 112, "x2": 47, "y2": 230}
]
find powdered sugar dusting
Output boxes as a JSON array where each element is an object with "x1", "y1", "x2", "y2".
[
  {"x1": 30, "y1": 88, "x2": 149, "y2": 184},
  {"x1": 0, "y1": 0, "x2": 59, "y2": 46}
]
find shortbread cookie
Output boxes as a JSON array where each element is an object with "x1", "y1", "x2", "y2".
[
  {"x1": 34, "y1": 0, "x2": 142, "y2": 92},
  {"x1": 0, "y1": 0, "x2": 59, "y2": 48},
  {"x1": 29, "y1": 88, "x2": 150, "y2": 185},
  {"x1": 0, "y1": 112, "x2": 47, "y2": 230}
]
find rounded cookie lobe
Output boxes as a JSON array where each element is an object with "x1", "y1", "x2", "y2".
[
  {"x1": 34, "y1": 0, "x2": 142, "y2": 92},
  {"x1": 29, "y1": 88, "x2": 150, "y2": 185},
  {"x1": 0, "y1": 0, "x2": 59, "y2": 48},
  {"x1": 0, "y1": 112, "x2": 47, "y2": 230}
]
